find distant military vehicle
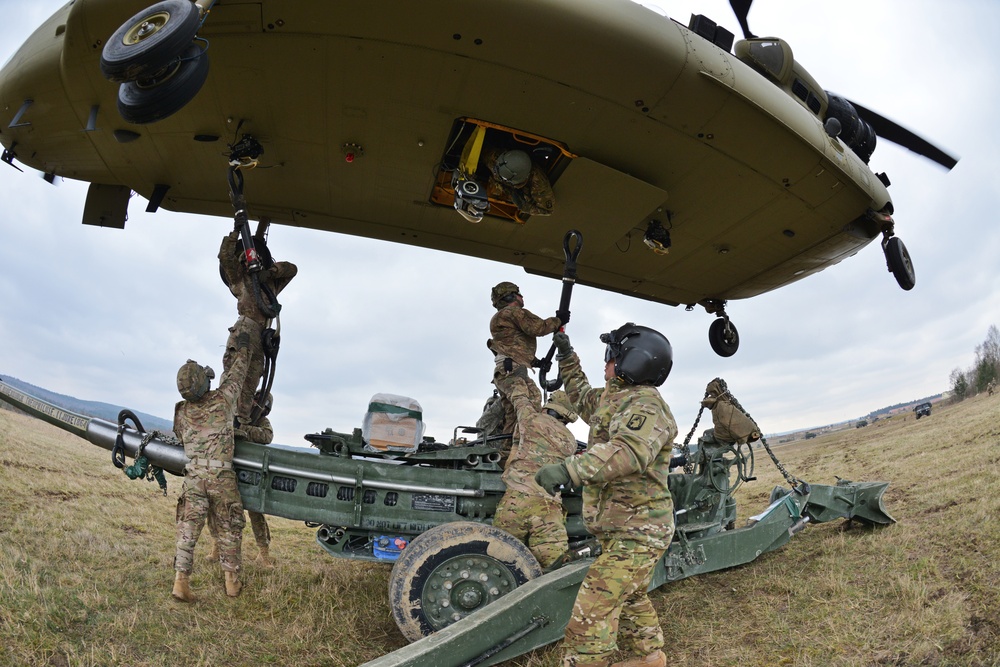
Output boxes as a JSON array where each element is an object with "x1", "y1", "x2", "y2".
[
  {"x1": 914, "y1": 402, "x2": 932, "y2": 419},
  {"x1": 856, "y1": 419, "x2": 868, "y2": 428}
]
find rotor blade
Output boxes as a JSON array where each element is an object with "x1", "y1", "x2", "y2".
[
  {"x1": 846, "y1": 98, "x2": 959, "y2": 170},
  {"x1": 729, "y1": 0, "x2": 756, "y2": 39}
]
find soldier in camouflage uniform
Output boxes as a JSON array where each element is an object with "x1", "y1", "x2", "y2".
[
  {"x1": 219, "y1": 230, "x2": 297, "y2": 429},
  {"x1": 492, "y1": 373, "x2": 579, "y2": 568},
  {"x1": 206, "y1": 391, "x2": 275, "y2": 568},
  {"x1": 485, "y1": 148, "x2": 555, "y2": 217},
  {"x1": 489, "y1": 281, "x2": 564, "y2": 450},
  {"x1": 171, "y1": 331, "x2": 251, "y2": 602},
  {"x1": 535, "y1": 324, "x2": 677, "y2": 667}
]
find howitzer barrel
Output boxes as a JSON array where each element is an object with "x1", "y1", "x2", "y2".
[{"x1": 0, "y1": 379, "x2": 188, "y2": 475}]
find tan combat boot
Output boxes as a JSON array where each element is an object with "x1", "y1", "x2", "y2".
[
  {"x1": 255, "y1": 545, "x2": 275, "y2": 569},
  {"x1": 205, "y1": 540, "x2": 220, "y2": 563},
  {"x1": 224, "y1": 570, "x2": 243, "y2": 597},
  {"x1": 611, "y1": 650, "x2": 666, "y2": 667},
  {"x1": 171, "y1": 571, "x2": 196, "y2": 603}
]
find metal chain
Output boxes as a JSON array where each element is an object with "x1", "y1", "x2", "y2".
[{"x1": 682, "y1": 378, "x2": 802, "y2": 488}]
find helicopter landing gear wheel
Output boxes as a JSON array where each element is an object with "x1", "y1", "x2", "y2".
[
  {"x1": 388, "y1": 522, "x2": 542, "y2": 642},
  {"x1": 116, "y1": 44, "x2": 209, "y2": 124},
  {"x1": 100, "y1": 0, "x2": 202, "y2": 83},
  {"x1": 884, "y1": 236, "x2": 915, "y2": 291},
  {"x1": 708, "y1": 317, "x2": 739, "y2": 357}
]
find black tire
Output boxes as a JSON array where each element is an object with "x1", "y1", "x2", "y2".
[
  {"x1": 101, "y1": 0, "x2": 202, "y2": 83},
  {"x1": 117, "y1": 44, "x2": 209, "y2": 124},
  {"x1": 708, "y1": 318, "x2": 739, "y2": 357},
  {"x1": 388, "y1": 522, "x2": 542, "y2": 642},
  {"x1": 885, "y1": 236, "x2": 916, "y2": 291}
]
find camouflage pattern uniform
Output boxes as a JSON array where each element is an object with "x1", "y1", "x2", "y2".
[
  {"x1": 557, "y1": 350, "x2": 678, "y2": 667},
  {"x1": 489, "y1": 295, "x2": 561, "y2": 441},
  {"x1": 219, "y1": 231, "x2": 297, "y2": 426},
  {"x1": 209, "y1": 414, "x2": 272, "y2": 554},
  {"x1": 485, "y1": 149, "x2": 555, "y2": 217},
  {"x1": 492, "y1": 375, "x2": 578, "y2": 568},
  {"x1": 173, "y1": 342, "x2": 251, "y2": 576}
]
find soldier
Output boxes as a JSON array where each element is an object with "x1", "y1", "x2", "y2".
[
  {"x1": 172, "y1": 331, "x2": 252, "y2": 602},
  {"x1": 218, "y1": 228, "x2": 297, "y2": 430},
  {"x1": 988, "y1": 379, "x2": 996, "y2": 397},
  {"x1": 535, "y1": 324, "x2": 677, "y2": 667},
  {"x1": 485, "y1": 148, "x2": 555, "y2": 217},
  {"x1": 488, "y1": 281, "x2": 564, "y2": 446},
  {"x1": 492, "y1": 373, "x2": 579, "y2": 568},
  {"x1": 206, "y1": 391, "x2": 276, "y2": 568}
]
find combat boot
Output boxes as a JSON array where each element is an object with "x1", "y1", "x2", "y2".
[
  {"x1": 224, "y1": 570, "x2": 243, "y2": 597},
  {"x1": 205, "y1": 540, "x2": 219, "y2": 563},
  {"x1": 611, "y1": 650, "x2": 666, "y2": 667},
  {"x1": 171, "y1": 571, "x2": 196, "y2": 603},
  {"x1": 255, "y1": 545, "x2": 275, "y2": 569}
]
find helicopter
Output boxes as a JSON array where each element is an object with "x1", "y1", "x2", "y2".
[{"x1": 0, "y1": 0, "x2": 957, "y2": 357}]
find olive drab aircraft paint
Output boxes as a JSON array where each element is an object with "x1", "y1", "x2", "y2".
[{"x1": 0, "y1": 0, "x2": 956, "y2": 356}]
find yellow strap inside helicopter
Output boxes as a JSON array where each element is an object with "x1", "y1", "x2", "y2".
[{"x1": 458, "y1": 124, "x2": 487, "y2": 175}]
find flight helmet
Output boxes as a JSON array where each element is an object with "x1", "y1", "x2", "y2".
[
  {"x1": 491, "y1": 150, "x2": 532, "y2": 187},
  {"x1": 542, "y1": 391, "x2": 578, "y2": 423},
  {"x1": 177, "y1": 359, "x2": 216, "y2": 400},
  {"x1": 601, "y1": 323, "x2": 672, "y2": 386},
  {"x1": 491, "y1": 281, "x2": 521, "y2": 308}
]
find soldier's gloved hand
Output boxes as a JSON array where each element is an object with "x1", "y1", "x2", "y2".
[
  {"x1": 535, "y1": 462, "x2": 571, "y2": 496},
  {"x1": 553, "y1": 332, "x2": 573, "y2": 359},
  {"x1": 556, "y1": 309, "x2": 570, "y2": 326},
  {"x1": 235, "y1": 332, "x2": 251, "y2": 350},
  {"x1": 234, "y1": 427, "x2": 248, "y2": 440}
]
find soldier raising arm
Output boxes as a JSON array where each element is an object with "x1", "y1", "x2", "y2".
[{"x1": 535, "y1": 324, "x2": 677, "y2": 667}]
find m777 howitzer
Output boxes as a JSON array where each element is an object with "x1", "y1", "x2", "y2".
[{"x1": 0, "y1": 378, "x2": 894, "y2": 667}]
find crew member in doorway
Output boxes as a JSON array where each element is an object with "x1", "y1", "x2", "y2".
[
  {"x1": 171, "y1": 331, "x2": 252, "y2": 602},
  {"x1": 535, "y1": 324, "x2": 677, "y2": 667},
  {"x1": 219, "y1": 227, "x2": 297, "y2": 430},
  {"x1": 486, "y1": 148, "x2": 555, "y2": 217}
]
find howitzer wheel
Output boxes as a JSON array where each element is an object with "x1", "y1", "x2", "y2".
[{"x1": 388, "y1": 521, "x2": 542, "y2": 642}]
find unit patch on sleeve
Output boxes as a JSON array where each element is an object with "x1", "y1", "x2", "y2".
[{"x1": 626, "y1": 415, "x2": 647, "y2": 431}]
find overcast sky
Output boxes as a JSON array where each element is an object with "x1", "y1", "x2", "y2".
[{"x1": 1, "y1": 1, "x2": 997, "y2": 448}]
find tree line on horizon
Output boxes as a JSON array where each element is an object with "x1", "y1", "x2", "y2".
[{"x1": 949, "y1": 324, "x2": 999, "y2": 400}]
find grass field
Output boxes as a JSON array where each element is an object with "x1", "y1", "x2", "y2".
[{"x1": 1, "y1": 392, "x2": 998, "y2": 667}]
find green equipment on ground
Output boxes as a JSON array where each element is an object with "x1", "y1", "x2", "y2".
[{"x1": 0, "y1": 378, "x2": 894, "y2": 667}]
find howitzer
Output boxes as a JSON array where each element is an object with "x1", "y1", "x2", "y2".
[{"x1": 0, "y1": 379, "x2": 893, "y2": 667}]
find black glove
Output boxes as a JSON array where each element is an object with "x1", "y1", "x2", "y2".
[
  {"x1": 556, "y1": 309, "x2": 570, "y2": 326},
  {"x1": 553, "y1": 332, "x2": 573, "y2": 359},
  {"x1": 235, "y1": 332, "x2": 251, "y2": 350},
  {"x1": 534, "y1": 462, "x2": 572, "y2": 496}
]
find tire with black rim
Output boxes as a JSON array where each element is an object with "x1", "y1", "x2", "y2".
[
  {"x1": 708, "y1": 317, "x2": 739, "y2": 357},
  {"x1": 388, "y1": 522, "x2": 542, "y2": 642},
  {"x1": 117, "y1": 44, "x2": 208, "y2": 124},
  {"x1": 101, "y1": 0, "x2": 202, "y2": 83},
  {"x1": 885, "y1": 236, "x2": 916, "y2": 291}
]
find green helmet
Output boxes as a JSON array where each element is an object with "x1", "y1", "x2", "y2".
[
  {"x1": 491, "y1": 281, "x2": 520, "y2": 309},
  {"x1": 177, "y1": 359, "x2": 215, "y2": 401},
  {"x1": 542, "y1": 391, "x2": 578, "y2": 423},
  {"x1": 491, "y1": 150, "x2": 532, "y2": 187}
]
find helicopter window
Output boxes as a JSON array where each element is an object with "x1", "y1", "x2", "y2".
[{"x1": 748, "y1": 41, "x2": 785, "y2": 79}]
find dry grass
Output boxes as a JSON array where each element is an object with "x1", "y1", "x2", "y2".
[{"x1": 1, "y1": 394, "x2": 998, "y2": 667}]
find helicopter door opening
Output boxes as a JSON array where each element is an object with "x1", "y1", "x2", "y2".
[{"x1": 430, "y1": 118, "x2": 575, "y2": 223}]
